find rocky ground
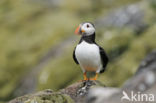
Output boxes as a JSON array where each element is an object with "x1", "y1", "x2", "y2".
[
  {"x1": 9, "y1": 50, "x2": 156, "y2": 103},
  {"x1": 0, "y1": 0, "x2": 156, "y2": 102}
]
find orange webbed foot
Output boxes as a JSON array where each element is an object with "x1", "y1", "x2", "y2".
[
  {"x1": 89, "y1": 73, "x2": 98, "y2": 81},
  {"x1": 83, "y1": 72, "x2": 89, "y2": 81}
]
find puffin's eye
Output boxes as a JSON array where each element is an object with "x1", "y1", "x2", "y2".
[{"x1": 87, "y1": 24, "x2": 89, "y2": 28}]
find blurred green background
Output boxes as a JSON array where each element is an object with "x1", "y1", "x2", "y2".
[{"x1": 0, "y1": 0, "x2": 156, "y2": 102}]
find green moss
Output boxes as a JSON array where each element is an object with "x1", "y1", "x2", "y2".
[
  {"x1": 12, "y1": 91, "x2": 74, "y2": 103},
  {"x1": 99, "y1": 24, "x2": 156, "y2": 87},
  {"x1": 25, "y1": 94, "x2": 73, "y2": 103},
  {"x1": 0, "y1": 0, "x2": 80, "y2": 100},
  {"x1": 37, "y1": 48, "x2": 82, "y2": 91},
  {"x1": 98, "y1": 28, "x2": 135, "y2": 59},
  {"x1": 0, "y1": 0, "x2": 156, "y2": 101}
]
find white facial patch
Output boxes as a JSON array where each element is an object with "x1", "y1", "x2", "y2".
[{"x1": 81, "y1": 23, "x2": 95, "y2": 36}]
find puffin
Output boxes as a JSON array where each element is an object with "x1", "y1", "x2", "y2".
[{"x1": 73, "y1": 22, "x2": 109, "y2": 80}]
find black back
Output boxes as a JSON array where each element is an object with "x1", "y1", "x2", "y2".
[
  {"x1": 98, "y1": 46, "x2": 109, "y2": 73},
  {"x1": 73, "y1": 47, "x2": 79, "y2": 64}
]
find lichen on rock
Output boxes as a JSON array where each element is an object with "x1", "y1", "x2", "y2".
[{"x1": 9, "y1": 89, "x2": 74, "y2": 103}]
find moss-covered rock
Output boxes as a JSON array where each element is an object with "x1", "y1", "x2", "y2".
[
  {"x1": 0, "y1": 0, "x2": 156, "y2": 102},
  {"x1": 9, "y1": 80, "x2": 105, "y2": 103},
  {"x1": 9, "y1": 89, "x2": 74, "y2": 103}
]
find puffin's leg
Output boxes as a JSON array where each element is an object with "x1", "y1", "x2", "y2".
[
  {"x1": 89, "y1": 73, "x2": 98, "y2": 80},
  {"x1": 83, "y1": 72, "x2": 88, "y2": 81}
]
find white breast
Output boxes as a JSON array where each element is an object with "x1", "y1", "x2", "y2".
[{"x1": 75, "y1": 41, "x2": 102, "y2": 72}]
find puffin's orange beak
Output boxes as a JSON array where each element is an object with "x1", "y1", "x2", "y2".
[
  {"x1": 75, "y1": 26, "x2": 80, "y2": 35},
  {"x1": 75, "y1": 25, "x2": 85, "y2": 35}
]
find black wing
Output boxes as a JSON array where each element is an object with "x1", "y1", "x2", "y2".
[
  {"x1": 73, "y1": 47, "x2": 79, "y2": 64},
  {"x1": 99, "y1": 46, "x2": 109, "y2": 73}
]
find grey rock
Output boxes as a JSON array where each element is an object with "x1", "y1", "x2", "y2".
[
  {"x1": 60, "y1": 80, "x2": 105, "y2": 103},
  {"x1": 10, "y1": 49, "x2": 156, "y2": 103},
  {"x1": 87, "y1": 87, "x2": 120, "y2": 103},
  {"x1": 123, "y1": 50, "x2": 156, "y2": 92},
  {"x1": 95, "y1": 3, "x2": 147, "y2": 33},
  {"x1": 136, "y1": 50, "x2": 156, "y2": 74},
  {"x1": 87, "y1": 50, "x2": 156, "y2": 103},
  {"x1": 9, "y1": 80, "x2": 105, "y2": 103},
  {"x1": 9, "y1": 89, "x2": 74, "y2": 103}
]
